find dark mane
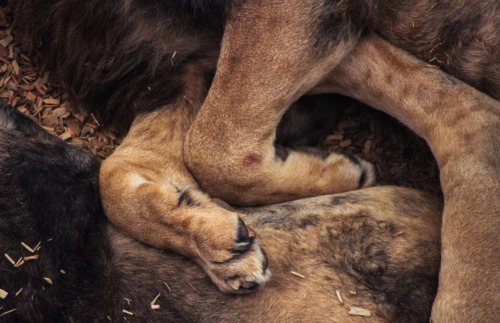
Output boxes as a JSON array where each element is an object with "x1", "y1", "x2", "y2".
[
  {"x1": 9, "y1": 0, "x2": 226, "y2": 133},
  {"x1": 179, "y1": 0, "x2": 227, "y2": 26},
  {"x1": 0, "y1": 102, "x2": 109, "y2": 322}
]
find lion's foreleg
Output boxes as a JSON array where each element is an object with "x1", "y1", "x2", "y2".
[
  {"x1": 185, "y1": 0, "x2": 375, "y2": 205},
  {"x1": 100, "y1": 102, "x2": 270, "y2": 294}
]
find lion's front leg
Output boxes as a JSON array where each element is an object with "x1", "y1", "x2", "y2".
[
  {"x1": 185, "y1": 0, "x2": 375, "y2": 205},
  {"x1": 100, "y1": 105, "x2": 270, "y2": 294}
]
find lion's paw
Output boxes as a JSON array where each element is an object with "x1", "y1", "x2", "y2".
[
  {"x1": 198, "y1": 217, "x2": 270, "y2": 294},
  {"x1": 179, "y1": 188, "x2": 271, "y2": 294}
]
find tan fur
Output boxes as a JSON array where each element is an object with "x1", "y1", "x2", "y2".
[
  {"x1": 99, "y1": 9, "x2": 374, "y2": 293},
  {"x1": 185, "y1": 1, "x2": 373, "y2": 204},
  {"x1": 0, "y1": 100, "x2": 441, "y2": 321},
  {"x1": 182, "y1": 3, "x2": 499, "y2": 316},
  {"x1": 107, "y1": 186, "x2": 442, "y2": 322},
  {"x1": 11, "y1": 0, "x2": 499, "y2": 320},
  {"x1": 98, "y1": 1, "x2": 499, "y2": 320},
  {"x1": 100, "y1": 99, "x2": 271, "y2": 293},
  {"x1": 321, "y1": 35, "x2": 500, "y2": 322}
]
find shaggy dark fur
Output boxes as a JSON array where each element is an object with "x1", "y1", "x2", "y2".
[
  {"x1": 0, "y1": 102, "x2": 440, "y2": 322},
  {"x1": 10, "y1": 0, "x2": 225, "y2": 132},
  {"x1": 0, "y1": 103, "x2": 107, "y2": 321},
  {"x1": 9, "y1": 0, "x2": 500, "y2": 134}
]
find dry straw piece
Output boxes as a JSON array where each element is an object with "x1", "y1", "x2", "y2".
[
  {"x1": 122, "y1": 309, "x2": 133, "y2": 316},
  {"x1": 0, "y1": 308, "x2": 17, "y2": 317},
  {"x1": 14, "y1": 257, "x2": 23, "y2": 267},
  {"x1": 348, "y1": 307, "x2": 371, "y2": 317},
  {"x1": 150, "y1": 293, "x2": 161, "y2": 310},
  {"x1": 163, "y1": 282, "x2": 172, "y2": 293},
  {"x1": 23, "y1": 254, "x2": 39, "y2": 261},
  {"x1": 4, "y1": 253, "x2": 15, "y2": 266},
  {"x1": 21, "y1": 242, "x2": 35, "y2": 253},
  {"x1": 335, "y1": 290, "x2": 344, "y2": 305},
  {"x1": 188, "y1": 283, "x2": 201, "y2": 295},
  {"x1": 392, "y1": 230, "x2": 406, "y2": 237},
  {"x1": 290, "y1": 271, "x2": 305, "y2": 279}
]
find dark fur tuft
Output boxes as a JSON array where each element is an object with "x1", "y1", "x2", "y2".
[
  {"x1": 0, "y1": 102, "x2": 109, "y2": 321},
  {"x1": 10, "y1": 0, "x2": 225, "y2": 133},
  {"x1": 325, "y1": 213, "x2": 439, "y2": 322}
]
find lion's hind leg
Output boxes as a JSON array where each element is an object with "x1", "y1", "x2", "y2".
[{"x1": 321, "y1": 34, "x2": 500, "y2": 322}]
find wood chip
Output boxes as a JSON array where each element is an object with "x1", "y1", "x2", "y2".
[
  {"x1": 122, "y1": 309, "x2": 133, "y2": 316},
  {"x1": 348, "y1": 307, "x2": 371, "y2": 317},
  {"x1": 163, "y1": 282, "x2": 172, "y2": 293},
  {"x1": 290, "y1": 271, "x2": 305, "y2": 279},
  {"x1": 0, "y1": 35, "x2": 12, "y2": 47},
  {"x1": 11, "y1": 60, "x2": 19, "y2": 76},
  {"x1": 0, "y1": 289, "x2": 7, "y2": 299},
  {"x1": 150, "y1": 293, "x2": 161, "y2": 310},
  {"x1": 43, "y1": 277, "x2": 53, "y2": 284},
  {"x1": 339, "y1": 139, "x2": 352, "y2": 147},
  {"x1": 15, "y1": 288, "x2": 22, "y2": 297},
  {"x1": 335, "y1": 290, "x2": 344, "y2": 305},
  {"x1": 59, "y1": 129, "x2": 72, "y2": 141},
  {"x1": 326, "y1": 134, "x2": 343, "y2": 141},
  {"x1": 349, "y1": 290, "x2": 357, "y2": 295},
  {"x1": 43, "y1": 97, "x2": 60, "y2": 105},
  {"x1": 60, "y1": 269, "x2": 66, "y2": 274},
  {"x1": 53, "y1": 106, "x2": 67, "y2": 116},
  {"x1": 0, "y1": 45, "x2": 7, "y2": 58},
  {"x1": 0, "y1": 14, "x2": 121, "y2": 162}
]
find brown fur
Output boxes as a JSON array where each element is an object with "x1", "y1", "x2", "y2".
[
  {"x1": 103, "y1": 186, "x2": 442, "y2": 322},
  {"x1": 182, "y1": 2, "x2": 500, "y2": 321},
  {"x1": 321, "y1": 35, "x2": 500, "y2": 322},
  {"x1": 0, "y1": 102, "x2": 440, "y2": 322},
  {"x1": 10, "y1": 0, "x2": 500, "y2": 320}
]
